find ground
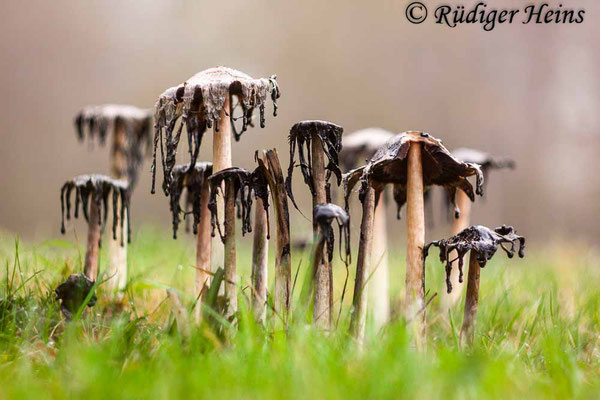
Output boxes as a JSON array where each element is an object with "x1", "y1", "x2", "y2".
[{"x1": 0, "y1": 228, "x2": 599, "y2": 399}]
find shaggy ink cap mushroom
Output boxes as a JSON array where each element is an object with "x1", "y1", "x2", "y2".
[
  {"x1": 286, "y1": 120, "x2": 344, "y2": 209},
  {"x1": 207, "y1": 167, "x2": 270, "y2": 242},
  {"x1": 60, "y1": 174, "x2": 131, "y2": 245},
  {"x1": 313, "y1": 203, "x2": 351, "y2": 265},
  {"x1": 54, "y1": 273, "x2": 97, "y2": 320},
  {"x1": 423, "y1": 225, "x2": 525, "y2": 293},
  {"x1": 152, "y1": 67, "x2": 280, "y2": 195},
  {"x1": 361, "y1": 132, "x2": 484, "y2": 219},
  {"x1": 168, "y1": 162, "x2": 213, "y2": 239},
  {"x1": 74, "y1": 105, "x2": 152, "y2": 188}
]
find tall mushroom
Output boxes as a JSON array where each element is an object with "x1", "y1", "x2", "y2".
[
  {"x1": 165, "y1": 162, "x2": 213, "y2": 305},
  {"x1": 286, "y1": 120, "x2": 344, "y2": 328},
  {"x1": 207, "y1": 167, "x2": 269, "y2": 321},
  {"x1": 311, "y1": 204, "x2": 351, "y2": 328},
  {"x1": 357, "y1": 132, "x2": 484, "y2": 344},
  {"x1": 152, "y1": 67, "x2": 279, "y2": 279},
  {"x1": 340, "y1": 128, "x2": 394, "y2": 330},
  {"x1": 424, "y1": 225, "x2": 525, "y2": 345},
  {"x1": 256, "y1": 149, "x2": 291, "y2": 319},
  {"x1": 60, "y1": 174, "x2": 130, "y2": 281},
  {"x1": 74, "y1": 105, "x2": 152, "y2": 295},
  {"x1": 442, "y1": 148, "x2": 515, "y2": 309}
]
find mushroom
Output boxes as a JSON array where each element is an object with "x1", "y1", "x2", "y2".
[
  {"x1": 54, "y1": 273, "x2": 97, "y2": 320},
  {"x1": 255, "y1": 149, "x2": 292, "y2": 322},
  {"x1": 207, "y1": 167, "x2": 270, "y2": 320},
  {"x1": 340, "y1": 128, "x2": 394, "y2": 331},
  {"x1": 355, "y1": 131, "x2": 483, "y2": 342},
  {"x1": 311, "y1": 204, "x2": 351, "y2": 328},
  {"x1": 60, "y1": 174, "x2": 130, "y2": 281},
  {"x1": 423, "y1": 225, "x2": 525, "y2": 345},
  {"x1": 442, "y1": 148, "x2": 515, "y2": 310},
  {"x1": 166, "y1": 162, "x2": 213, "y2": 305},
  {"x1": 74, "y1": 104, "x2": 152, "y2": 295},
  {"x1": 152, "y1": 67, "x2": 279, "y2": 282},
  {"x1": 285, "y1": 120, "x2": 344, "y2": 328}
]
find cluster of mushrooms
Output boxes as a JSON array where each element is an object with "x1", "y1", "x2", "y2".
[{"x1": 56, "y1": 66, "x2": 525, "y2": 346}]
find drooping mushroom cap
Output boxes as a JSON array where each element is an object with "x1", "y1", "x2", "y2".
[
  {"x1": 60, "y1": 174, "x2": 130, "y2": 245},
  {"x1": 423, "y1": 225, "x2": 525, "y2": 293},
  {"x1": 285, "y1": 120, "x2": 344, "y2": 210},
  {"x1": 313, "y1": 203, "x2": 351, "y2": 265},
  {"x1": 55, "y1": 273, "x2": 97, "y2": 320},
  {"x1": 207, "y1": 166, "x2": 270, "y2": 242},
  {"x1": 339, "y1": 128, "x2": 394, "y2": 170},
  {"x1": 152, "y1": 67, "x2": 280, "y2": 195},
  {"x1": 168, "y1": 162, "x2": 213, "y2": 239},
  {"x1": 74, "y1": 104, "x2": 152, "y2": 188},
  {"x1": 360, "y1": 132, "x2": 484, "y2": 218}
]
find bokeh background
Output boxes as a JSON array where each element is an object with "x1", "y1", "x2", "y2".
[{"x1": 1, "y1": 0, "x2": 598, "y2": 246}]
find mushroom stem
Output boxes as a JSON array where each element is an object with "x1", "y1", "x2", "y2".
[
  {"x1": 84, "y1": 199, "x2": 101, "y2": 281},
  {"x1": 223, "y1": 178, "x2": 237, "y2": 319},
  {"x1": 442, "y1": 189, "x2": 471, "y2": 311},
  {"x1": 405, "y1": 136, "x2": 426, "y2": 344},
  {"x1": 311, "y1": 134, "x2": 332, "y2": 329},
  {"x1": 211, "y1": 97, "x2": 232, "y2": 272},
  {"x1": 265, "y1": 150, "x2": 291, "y2": 318},
  {"x1": 251, "y1": 196, "x2": 269, "y2": 324},
  {"x1": 195, "y1": 181, "x2": 212, "y2": 302},
  {"x1": 370, "y1": 194, "x2": 390, "y2": 330},
  {"x1": 350, "y1": 185, "x2": 376, "y2": 342},
  {"x1": 460, "y1": 250, "x2": 480, "y2": 346},
  {"x1": 106, "y1": 121, "x2": 127, "y2": 297}
]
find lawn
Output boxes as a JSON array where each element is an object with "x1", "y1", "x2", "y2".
[{"x1": 1, "y1": 228, "x2": 599, "y2": 399}]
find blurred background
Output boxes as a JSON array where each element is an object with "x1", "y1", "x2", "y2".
[{"x1": 1, "y1": 0, "x2": 598, "y2": 246}]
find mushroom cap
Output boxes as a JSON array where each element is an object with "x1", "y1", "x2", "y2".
[
  {"x1": 313, "y1": 203, "x2": 349, "y2": 227},
  {"x1": 340, "y1": 128, "x2": 394, "y2": 170},
  {"x1": 362, "y1": 131, "x2": 483, "y2": 199},
  {"x1": 423, "y1": 224, "x2": 525, "y2": 293},
  {"x1": 452, "y1": 147, "x2": 515, "y2": 173},
  {"x1": 67, "y1": 174, "x2": 128, "y2": 191},
  {"x1": 172, "y1": 162, "x2": 213, "y2": 183},
  {"x1": 153, "y1": 67, "x2": 279, "y2": 196},
  {"x1": 75, "y1": 104, "x2": 152, "y2": 143},
  {"x1": 54, "y1": 273, "x2": 97, "y2": 320},
  {"x1": 289, "y1": 120, "x2": 343, "y2": 138}
]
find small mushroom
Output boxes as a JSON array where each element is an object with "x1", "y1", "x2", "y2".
[
  {"x1": 167, "y1": 162, "x2": 213, "y2": 304},
  {"x1": 340, "y1": 128, "x2": 394, "y2": 331},
  {"x1": 285, "y1": 120, "x2": 344, "y2": 328},
  {"x1": 207, "y1": 167, "x2": 270, "y2": 320},
  {"x1": 75, "y1": 105, "x2": 151, "y2": 296},
  {"x1": 54, "y1": 273, "x2": 97, "y2": 320},
  {"x1": 311, "y1": 204, "x2": 351, "y2": 328},
  {"x1": 423, "y1": 225, "x2": 525, "y2": 345},
  {"x1": 60, "y1": 174, "x2": 130, "y2": 281},
  {"x1": 152, "y1": 67, "x2": 279, "y2": 281},
  {"x1": 442, "y1": 148, "x2": 515, "y2": 310},
  {"x1": 356, "y1": 131, "x2": 483, "y2": 342}
]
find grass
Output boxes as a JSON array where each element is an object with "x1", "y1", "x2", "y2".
[{"x1": 1, "y1": 227, "x2": 599, "y2": 399}]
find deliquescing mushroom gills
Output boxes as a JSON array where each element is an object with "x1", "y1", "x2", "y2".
[
  {"x1": 59, "y1": 174, "x2": 130, "y2": 281},
  {"x1": 423, "y1": 225, "x2": 525, "y2": 293},
  {"x1": 151, "y1": 67, "x2": 280, "y2": 196},
  {"x1": 285, "y1": 120, "x2": 344, "y2": 210},
  {"x1": 423, "y1": 225, "x2": 525, "y2": 344},
  {"x1": 340, "y1": 127, "x2": 394, "y2": 331},
  {"x1": 54, "y1": 274, "x2": 97, "y2": 320},
  {"x1": 207, "y1": 166, "x2": 270, "y2": 319},
  {"x1": 75, "y1": 104, "x2": 153, "y2": 188},
  {"x1": 167, "y1": 162, "x2": 213, "y2": 239}
]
